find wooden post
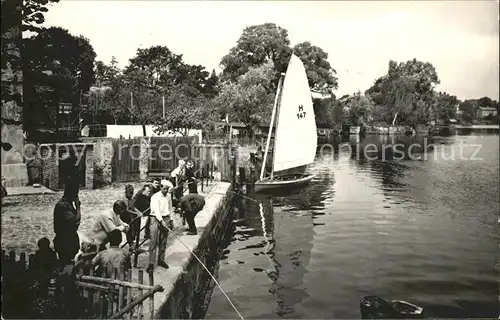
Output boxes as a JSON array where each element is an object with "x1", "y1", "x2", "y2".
[
  {"x1": 88, "y1": 267, "x2": 95, "y2": 318},
  {"x1": 201, "y1": 168, "x2": 204, "y2": 192},
  {"x1": 205, "y1": 163, "x2": 209, "y2": 186},
  {"x1": 149, "y1": 270, "x2": 154, "y2": 319},
  {"x1": 118, "y1": 266, "x2": 125, "y2": 318},
  {"x1": 134, "y1": 224, "x2": 141, "y2": 268},
  {"x1": 9, "y1": 251, "x2": 15, "y2": 263},
  {"x1": 105, "y1": 266, "x2": 113, "y2": 318},
  {"x1": 113, "y1": 267, "x2": 119, "y2": 314},
  {"x1": 19, "y1": 252, "x2": 26, "y2": 270},
  {"x1": 28, "y1": 253, "x2": 35, "y2": 269},
  {"x1": 210, "y1": 161, "x2": 214, "y2": 183},
  {"x1": 138, "y1": 270, "x2": 144, "y2": 319},
  {"x1": 126, "y1": 269, "x2": 133, "y2": 319}
]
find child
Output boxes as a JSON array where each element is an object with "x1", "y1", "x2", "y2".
[
  {"x1": 31, "y1": 237, "x2": 58, "y2": 277},
  {"x1": 91, "y1": 229, "x2": 131, "y2": 273}
]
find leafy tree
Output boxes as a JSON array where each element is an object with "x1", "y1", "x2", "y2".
[
  {"x1": 220, "y1": 23, "x2": 337, "y2": 94},
  {"x1": 2, "y1": 0, "x2": 60, "y2": 120},
  {"x1": 215, "y1": 62, "x2": 275, "y2": 133},
  {"x1": 153, "y1": 86, "x2": 218, "y2": 135},
  {"x1": 477, "y1": 96, "x2": 494, "y2": 109},
  {"x1": 23, "y1": 27, "x2": 96, "y2": 136},
  {"x1": 220, "y1": 23, "x2": 291, "y2": 85},
  {"x1": 341, "y1": 92, "x2": 374, "y2": 126},
  {"x1": 366, "y1": 59, "x2": 439, "y2": 126},
  {"x1": 435, "y1": 91, "x2": 459, "y2": 122},
  {"x1": 458, "y1": 100, "x2": 477, "y2": 122},
  {"x1": 125, "y1": 45, "x2": 184, "y2": 90},
  {"x1": 293, "y1": 41, "x2": 338, "y2": 94},
  {"x1": 88, "y1": 46, "x2": 217, "y2": 135},
  {"x1": 84, "y1": 57, "x2": 128, "y2": 125}
]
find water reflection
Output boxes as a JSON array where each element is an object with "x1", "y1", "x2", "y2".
[{"x1": 208, "y1": 133, "x2": 499, "y2": 319}]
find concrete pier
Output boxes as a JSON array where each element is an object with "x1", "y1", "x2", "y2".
[{"x1": 134, "y1": 182, "x2": 235, "y2": 318}]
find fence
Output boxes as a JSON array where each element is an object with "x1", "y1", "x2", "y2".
[
  {"x1": 74, "y1": 263, "x2": 162, "y2": 319},
  {"x1": 112, "y1": 138, "x2": 142, "y2": 182},
  {"x1": 148, "y1": 136, "x2": 198, "y2": 174},
  {"x1": 1, "y1": 249, "x2": 163, "y2": 319}
]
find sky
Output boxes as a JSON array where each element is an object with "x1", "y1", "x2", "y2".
[{"x1": 42, "y1": 0, "x2": 499, "y2": 101}]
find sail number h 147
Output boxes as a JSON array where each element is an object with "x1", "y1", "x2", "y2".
[{"x1": 297, "y1": 104, "x2": 306, "y2": 119}]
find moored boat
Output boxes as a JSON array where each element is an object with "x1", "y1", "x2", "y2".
[{"x1": 255, "y1": 54, "x2": 317, "y2": 194}]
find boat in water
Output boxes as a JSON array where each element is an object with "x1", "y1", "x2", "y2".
[
  {"x1": 255, "y1": 54, "x2": 317, "y2": 194},
  {"x1": 360, "y1": 296, "x2": 425, "y2": 319}
]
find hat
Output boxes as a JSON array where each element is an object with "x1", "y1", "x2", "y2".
[{"x1": 160, "y1": 179, "x2": 174, "y2": 189}]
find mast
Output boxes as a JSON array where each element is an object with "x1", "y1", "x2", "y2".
[
  {"x1": 260, "y1": 73, "x2": 285, "y2": 181},
  {"x1": 270, "y1": 75, "x2": 285, "y2": 180}
]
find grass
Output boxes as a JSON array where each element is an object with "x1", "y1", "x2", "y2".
[{"x1": 1, "y1": 182, "x2": 145, "y2": 254}]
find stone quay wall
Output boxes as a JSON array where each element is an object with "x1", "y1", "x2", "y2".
[{"x1": 155, "y1": 182, "x2": 235, "y2": 319}]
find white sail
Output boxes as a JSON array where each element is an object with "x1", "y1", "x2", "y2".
[{"x1": 272, "y1": 54, "x2": 317, "y2": 173}]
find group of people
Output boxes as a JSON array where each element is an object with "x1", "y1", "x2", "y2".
[{"x1": 52, "y1": 158, "x2": 205, "y2": 277}]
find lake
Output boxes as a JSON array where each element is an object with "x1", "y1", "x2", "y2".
[{"x1": 206, "y1": 132, "x2": 499, "y2": 319}]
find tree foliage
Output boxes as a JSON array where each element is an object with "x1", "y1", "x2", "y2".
[
  {"x1": 366, "y1": 59, "x2": 440, "y2": 126},
  {"x1": 1, "y1": 0, "x2": 59, "y2": 120},
  {"x1": 23, "y1": 27, "x2": 96, "y2": 134},
  {"x1": 340, "y1": 92, "x2": 374, "y2": 126},
  {"x1": 220, "y1": 23, "x2": 337, "y2": 95},
  {"x1": 214, "y1": 62, "x2": 275, "y2": 131},
  {"x1": 293, "y1": 41, "x2": 338, "y2": 94},
  {"x1": 435, "y1": 91, "x2": 459, "y2": 122},
  {"x1": 83, "y1": 46, "x2": 219, "y2": 135}
]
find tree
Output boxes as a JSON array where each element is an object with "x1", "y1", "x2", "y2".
[
  {"x1": 435, "y1": 91, "x2": 459, "y2": 122},
  {"x1": 2, "y1": 0, "x2": 59, "y2": 122},
  {"x1": 477, "y1": 96, "x2": 494, "y2": 109},
  {"x1": 153, "y1": 86, "x2": 218, "y2": 135},
  {"x1": 293, "y1": 41, "x2": 338, "y2": 94},
  {"x1": 341, "y1": 92, "x2": 374, "y2": 126},
  {"x1": 215, "y1": 62, "x2": 275, "y2": 132},
  {"x1": 220, "y1": 23, "x2": 291, "y2": 85},
  {"x1": 22, "y1": 27, "x2": 96, "y2": 135},
  {"x1": 458, "y1": 100, "x2": 477, "y2": 122},
  {"x1": 366, "y1": 59, "x2": 440, "y2": 126},
  {"x1": 220, "y1": 23, "x2": 337, "y2": 94},
  {"x1": 83, "y1": 57, "x2": 128, "y2": 125}
]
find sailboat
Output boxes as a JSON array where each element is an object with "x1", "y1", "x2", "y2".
[{"x1": 255, "y1": 54, "x2": 317, "y2": 193}]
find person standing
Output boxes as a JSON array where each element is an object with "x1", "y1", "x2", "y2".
[
  {"x1": 171, "y1": 159, "x2": 186, "y2": 199},
  {"x1": 123, "y1": 184, "x2": 142, "y2": 246},
  {"x1": 151, "y1": 178, "x2": 161, "y2": 194},
  {"x1": 182, "y1": 159, "x2": 198, "y2": 194},
  {"x1": 133, "y1": 184, "x2": 153, "y2": 239},
  {"x1": 148, "y1": 179, "x2": 174, "y2": 272},
  {"x1": 177, "y1": 194, "x2": 205, "y2": 235},
  {"x1": 53, "y1": 178, "x2": 81, "y2": 268},
  {"x1": 52, "y1": 178, "x2": 80, "y2": 318}
]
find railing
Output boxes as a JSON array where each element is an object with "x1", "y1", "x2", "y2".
[
  {"x1": 2, "y1": 249, "x2": 164, "y2": 319},
  {"x1": 75, "y1": 263, "x2": 163, "y2": 319}
]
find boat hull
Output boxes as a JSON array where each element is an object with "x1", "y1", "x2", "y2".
[{"x1": 255, "y1": 174, "x2": 315, "y2": 193}]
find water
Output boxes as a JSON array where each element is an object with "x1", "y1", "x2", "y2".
[{"x1": 206, "y1": 132, "x2": 500, "y2": 319}]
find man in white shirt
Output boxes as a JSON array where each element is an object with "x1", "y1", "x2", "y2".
[{"x1": 147, "y1": 179, "x2": 174, "y2": 272}]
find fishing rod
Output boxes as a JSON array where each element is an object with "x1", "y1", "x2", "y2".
[{"x1": 159, "y1": 221, "x2": 245, "y2": 320}]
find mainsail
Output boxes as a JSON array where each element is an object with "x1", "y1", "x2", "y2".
[{"x1": 272, "y1": 54, "x2": 317, "y2": 173}]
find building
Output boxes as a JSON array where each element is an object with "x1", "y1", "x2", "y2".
[{"x1": 476, "y1": 107, "x2": 498, "y2": 118}]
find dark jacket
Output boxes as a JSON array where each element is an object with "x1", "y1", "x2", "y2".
[
  {"x1": 179, "y1": 194, "x2": 205, "y2": 214},
  {"x1": 53, "y1": 198, "x2": 80, "y2": 258}
]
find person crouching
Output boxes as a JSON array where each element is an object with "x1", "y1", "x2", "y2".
[
  {"x1": 90, "y1": 200, "x2": 130, "y2": 251},
  {"x1": 177, "y1": 194, "x2": 205, "y2": 235},
  {"x1": 91, "y1": 229, "x2": 131, "y2": 274}
]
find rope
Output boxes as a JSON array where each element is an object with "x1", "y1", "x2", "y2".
[{"x1": 160, "y1": 217, "x2": 245, "y2": 320}]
